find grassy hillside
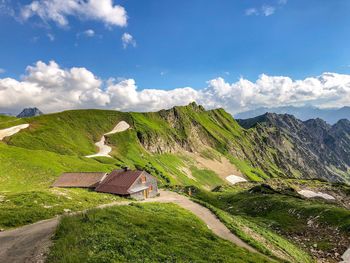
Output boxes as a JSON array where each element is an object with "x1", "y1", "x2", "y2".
[
  {"x1": 5, "y1": 110, "x2": 131, "y2": 155},
  {"x1": 0, "y1": 143, "x2": 115, "y2": 192},
  {"x1": 47, "y1": 203, "x2": 273, "y2": 263},
  {"x1": 0, "y1": 114, "x2": 25, "y2": 129},
  {"x1": 0, "y1": 142, "x2": 123, "y2": 229},
  {"x1": 189, "y1": 184, "x2": 350, "y2": 262}
]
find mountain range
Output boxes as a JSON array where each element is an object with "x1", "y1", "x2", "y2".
[
  {"x1": 3, "y1": 102, "x2": 348, "y2": 184},
  {"x1": 235, "y1": 106, "x2": 350, "y2": 124},
  {"x1": 1, "y1": 103, "x2": 349, "y2": 262}
]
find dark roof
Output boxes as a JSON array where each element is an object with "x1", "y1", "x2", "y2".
[
  {"x1": 95, "y1": 169, "x2": 144, "y2": 195},
  {"x1": 52, "y1": 172, "x2": 107, "y2": 188}
]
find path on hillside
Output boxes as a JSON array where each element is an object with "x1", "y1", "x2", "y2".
[
  {"x1": 0, "y1": 191, "x2": 258, "y2": 263},
  {"x1": 86, "y1": 121, "x2": 130, "y2": 158}
]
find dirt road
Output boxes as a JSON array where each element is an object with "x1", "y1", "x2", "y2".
[{"x1": 0, "y1": 190, "x2": 258, "y2": 263}]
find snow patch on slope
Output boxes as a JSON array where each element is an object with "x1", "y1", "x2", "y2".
[
  {"x1": 86, "y1": 121, "x2": 130, "y2": 158},
  {"x1": 0, "y1": 124, "x2": 29, "y2": 140},
  {"x1": 226, "y1": 175, "x2": 247, "y2": 185},
  {"x1": 298, "y1": 189, "x2": 335, "y2": 200}
]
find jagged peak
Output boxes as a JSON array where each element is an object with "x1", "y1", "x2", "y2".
[
  {"x1": 332, "y1": 119, "x2": 350, "y2": 133},
  {"x1": 237, "y1": 112, "x2": 300, "y2": 129},
  {"x1": 17, "y1": 107, "x2": 44, "y2": 118},
  {"x1": 303, "y1": 118, "x2": 331, "y2": 131}
]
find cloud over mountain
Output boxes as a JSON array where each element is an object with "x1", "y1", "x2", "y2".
[{"x1": 0, "y1": 61, "x2": 349, "y2": 114}]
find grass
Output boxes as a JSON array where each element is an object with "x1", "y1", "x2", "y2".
[
  {"x1": 192, "y1": 199, "x2": 312, "y2": 263},
  {"x1": 189, "y1": 185, "x2": 350, "y2": 262},
  {"x1": 0, "y1": 143, "x2": 115, "y2": 192},
  {"x1": 0, "y1": 142, "x2": 123, "y2": 229},
  {"x1": 191, "y1": 186, "x2": 350, "y2": 232},
  {"x1": 190, "y1": 166, "x2": 224, "y2": 189},
  {"x1": 47, "y1": 203, "x2": 274, "y2": 263},
  {"x1": 0, "y1": 189, "x2": 122, "y2": 229},
  {"x1": 0, "y1": 115, "x2": 26, "y2": 129},
  {"x1": 5, "y1": 110, "x2": 131, "y2": 156}
]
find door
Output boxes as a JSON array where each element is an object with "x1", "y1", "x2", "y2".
[{"x1": 143, "y1": 189, "x2": 149, "y2": 199}]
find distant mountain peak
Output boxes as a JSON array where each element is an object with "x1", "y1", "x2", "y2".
[
  {"x1": 17, "y1": 107, "x2": 43, "y2": 118},
  {"x1": 235, "y1": 105, "x2": 350, "y2": 124}
]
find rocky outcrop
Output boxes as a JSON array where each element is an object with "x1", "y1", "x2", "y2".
[
  {"x1": 238, "y1": 113, "x2": 350, "y2": 182},
  {"x1": 132, "y1": 104, "x2": 349, "y2": 183},
  {"x1": 17, "y1": 108, "x2": 43, "y2": 118}
]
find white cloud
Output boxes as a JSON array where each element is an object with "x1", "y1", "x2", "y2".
[
  {"x1": 261, "y1": 5, "x2": 275, "y2": 16},
  {"x1": 20, "y1": 0, "x2": 127, "y2": 27},
  {"x1": 77, "y1": 29, "x2": 95, "y2": 38},
  {"x1": 121, "y1": 33, "x2": 136, "y2": 49},
  {"x1": 245, "y1": 8, "x2": 259, "y2": 16},
  {"x1": 0, "y1": 61, "x2": 350, "y2": 115},
  {"x1": 247, "y1": 1, "x2": 287, "y2": 17},
  {"x1": 47, "y1": 33, "x2": 55, "y2": 41},
  {"x1": 83, "y1": 29, "x2": 95, "y2": 37}
]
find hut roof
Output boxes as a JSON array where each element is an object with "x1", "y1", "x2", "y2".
[
  {"x1": 95, "y1": 169, "x2": 144, "y2": 195},
  {"x1": 52, "y1": 172, "x2": 107, "y2": 188}
]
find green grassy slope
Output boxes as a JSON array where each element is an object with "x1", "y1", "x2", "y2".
[
  {"x1": 47, "y1": 203, "x2": 273, "y2": 263},
  {"x1": 0, "y1": 114, "x2": 26, "y2": 129},
  {"x1": 0, "y1": 143, "x2": 114, "y2": 192},
  {"x1": 0, "y1": 142, "x2": 122, "y2": 229},
  {"x1": 190, "y1": 185, "x2": 350, "y2": 262},
  {"x1": 1, "y1": 104, "x2": 303, "y2": 185},
  {"x1": 1, "y1": 106, "x2": 348, "y2": 260},
  {"x1": 5, "y1": 110, "x2": 131, "y2": 155}
]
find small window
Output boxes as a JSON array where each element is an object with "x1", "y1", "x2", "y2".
[
  {"x1": 149, "y1": 185, "x2": 153, "y2": 191},
  {"x1": 141, "y1": 175, "x2": 146, "y2": 183}
]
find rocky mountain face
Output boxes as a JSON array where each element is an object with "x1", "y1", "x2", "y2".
[
  {"x1": 132, "y1": 103, "x2": 349, "y2": 183},
  {"x1": 17, "y1": 107, "x2": 43, "y2": 118},
  {"x1": 238, "y1": 113, "x2": 350, "y2": 182}
]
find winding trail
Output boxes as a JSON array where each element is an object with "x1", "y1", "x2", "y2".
[
  {"x1": 86, "y1": 121, "x2": 130, "y2": 158},
  {"x1": 0, "y1": 190, "x2": 258, "y2": 263},
  {"x1": 0, "y1": 124, "x2": 29, "y2": 140}
]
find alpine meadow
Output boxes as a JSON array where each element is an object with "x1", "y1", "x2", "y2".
[{"x1": 0, "y1": 1, "x2": 349, "y2": 263}]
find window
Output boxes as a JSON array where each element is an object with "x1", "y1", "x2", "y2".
[
  {"x1": 141, "y1": 175, "x2": 146, "y2": 183},
  {"x1": 149, "y1": 185, "x2": 153, "y2": 191}
]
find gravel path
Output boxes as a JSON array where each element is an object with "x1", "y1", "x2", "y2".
[{"x1": 0, "y1": 190, "x2": 258, "y2": 263}]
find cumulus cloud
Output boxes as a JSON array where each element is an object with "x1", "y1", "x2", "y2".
[
  {"x1": 0, "y1": 61, "x2": 350, "y2": 115},
  {"x1": 20, "y1": 0, "x2": 127, "y2": 27},
  {"x1": 121, "y1": 33, "x2": 136, "y2": 49}
]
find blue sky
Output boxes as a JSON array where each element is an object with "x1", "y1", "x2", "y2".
[
  {"x1": 1, "y1": 0, "x2": 349, "y2": 88},
  {"x1": 0, "y1": 0, "x2": 350, "y2": 114}
]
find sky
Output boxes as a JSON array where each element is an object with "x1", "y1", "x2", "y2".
[{"x1": 0, "y1": 0, "x2": 350, "y2": 115}]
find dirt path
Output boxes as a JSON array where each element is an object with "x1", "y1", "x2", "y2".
[
  {"x1": 151, "y1": 190, "x2": 257, "y2": 252},
  {"x1": 0, "y1": 190, "x2": 258, "y2": 263}
]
